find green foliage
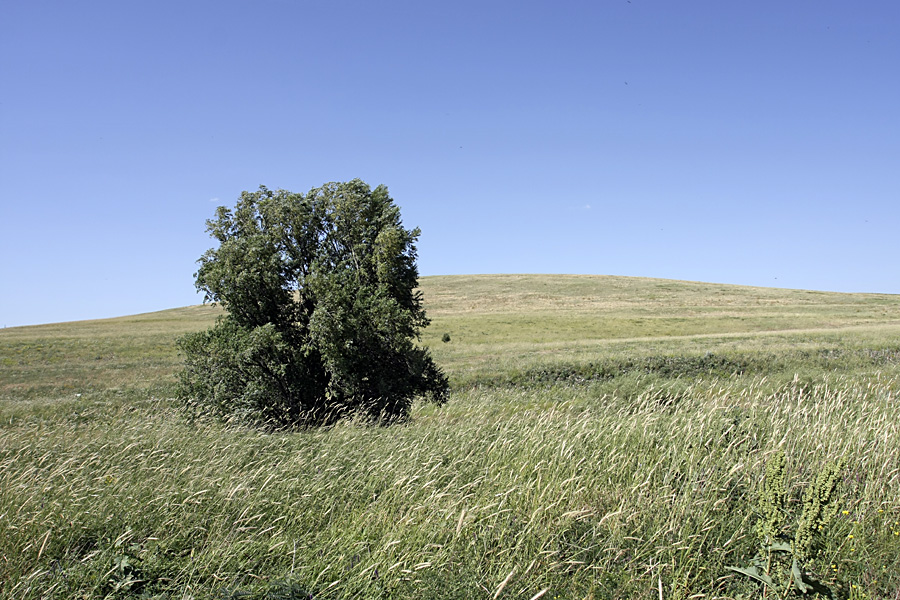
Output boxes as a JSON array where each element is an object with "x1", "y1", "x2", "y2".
[
  {"x1": 795, "y1": 460, "x2": 844, "y2": 563},
  {"x1": 730, "y1": 452, "x2": 846, "y2": 597},
  {"x1": 757, "y1": 450, "x2": 789, "y2": 546},
  {"x1": 177, "y1": 179, "x2": 447, "y2": 428}
]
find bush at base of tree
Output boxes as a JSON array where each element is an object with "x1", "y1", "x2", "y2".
[{"x1": 176, "y1": 179, "x2": 448, "y2": 428}]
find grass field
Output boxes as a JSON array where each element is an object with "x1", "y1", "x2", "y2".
[{"x1": 2, "y1": 275, "x2": 899, "y2": 599}]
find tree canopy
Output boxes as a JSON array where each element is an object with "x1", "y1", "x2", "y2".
[{"x1": 177, "y1": 179, "x2": 448, "y2": 428}]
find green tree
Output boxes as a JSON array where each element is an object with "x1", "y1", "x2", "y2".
[{"x1": 177, "y1": 179, "x2": 448, "y2": 428}]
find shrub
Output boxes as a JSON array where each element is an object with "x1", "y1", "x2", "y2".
[{"x1": 177, "y1": 179, "x2": 448, "y2": 428}]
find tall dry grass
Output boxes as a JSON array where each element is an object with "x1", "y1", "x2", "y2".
[
  {"x1": 2, "y1": 374, "x2": 898, "y2": 598},
  {"x1": 3, "y1": 275, "x2": 899, "y2": 598}
]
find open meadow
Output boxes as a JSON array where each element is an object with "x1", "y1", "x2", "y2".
[{"x1": 2, "y1": 275, "x2": 899, "y2": 599}]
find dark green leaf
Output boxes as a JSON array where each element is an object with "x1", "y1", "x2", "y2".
[
  {"x1": 792, "y1": 558, "x2": 809, "y2": 593},
  {"x1": 727, "y1": 565, "x2": 774, "y2": 587}
]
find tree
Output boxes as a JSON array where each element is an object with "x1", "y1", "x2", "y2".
[{"x1": 176, "y1": 179, "x2": 448, "y2": 428}]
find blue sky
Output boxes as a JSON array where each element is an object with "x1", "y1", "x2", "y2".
[{"x1": 2, "y1": 1, "x2": 898, "y2": 327}]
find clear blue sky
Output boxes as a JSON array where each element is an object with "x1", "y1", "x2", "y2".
[{"x1": 2, "y1": 1, "x2": 898, "y2": 327}]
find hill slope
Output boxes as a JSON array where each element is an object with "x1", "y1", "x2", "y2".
[
  {"x1": 420, "y1": 274, "x2": 900, "y2": 379},
  {"x1": 2, "y1": 275, "x2": 899, "y2": 598},
  {"x1": 3, "y1": 274, "x2": 900, "y2": 402}
]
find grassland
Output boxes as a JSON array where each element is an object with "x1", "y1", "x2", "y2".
[{"x1": 2, "y1": 275, "x2": 899, "y2": 599}]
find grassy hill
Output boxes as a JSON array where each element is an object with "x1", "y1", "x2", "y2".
[
  {"x1": 421, "y1": 274, "x2": 900, "y2": 385},
  {"x1": 2, "y1": 275, "x2": 899, "y2": 598}
]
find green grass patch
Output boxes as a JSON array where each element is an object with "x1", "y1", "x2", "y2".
[{"x1": 2, "y1": 275, "x2": 899, "y2": 598}]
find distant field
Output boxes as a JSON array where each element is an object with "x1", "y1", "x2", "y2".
[
  {"x1": 2, "y1": 275, "x2": 899, "y2": 599},
  {"x1": 420, "y1": 274, "x2": 900, "y2": 384}
]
